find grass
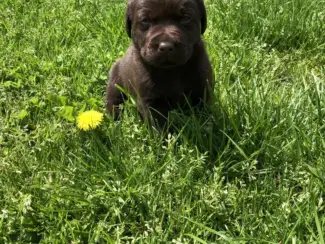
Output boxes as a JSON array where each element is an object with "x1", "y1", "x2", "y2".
[{"x1": 0, "y1": 0, "x2": 325, "y2": 242}]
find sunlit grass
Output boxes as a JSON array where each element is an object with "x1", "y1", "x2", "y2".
[{"x1": 0, "y1": 0, "x2": 324, "y2": 242}]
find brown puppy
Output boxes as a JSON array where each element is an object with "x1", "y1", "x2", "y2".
[{"x1": 105, "y1": 0, "x2": 213, "y2": 128}]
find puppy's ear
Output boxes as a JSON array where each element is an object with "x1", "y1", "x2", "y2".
[
  {"x1": 125, "y1": 1, "x2": 133, "y2": 38},
  {"x1": 197, "y1": 0, "x2": 207, "y2": 34}
]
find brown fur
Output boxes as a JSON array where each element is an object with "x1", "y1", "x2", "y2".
[{"x1": 105, "y1": 0, "x2": 213, "y2": 128}]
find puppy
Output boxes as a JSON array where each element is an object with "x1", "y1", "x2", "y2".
[{"x1": 105, "y1": 0, "x2": 213, "y2": 128}]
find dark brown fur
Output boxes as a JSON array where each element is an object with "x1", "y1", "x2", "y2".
[{"x1": 105, "y1": 0, "x2": 213, "y2": 128}]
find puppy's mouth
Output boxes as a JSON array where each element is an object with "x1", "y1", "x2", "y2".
[
  {"x1": 158, "y1": 60, "x2": 179, "y2": 69},
  {"x1": 141, "y1": 42, "x2": 191, "y2": 69}
]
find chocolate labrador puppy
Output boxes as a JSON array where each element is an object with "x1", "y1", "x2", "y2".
[{"x1": 105, "y1": 0, "x2": 213, "y2": 128}]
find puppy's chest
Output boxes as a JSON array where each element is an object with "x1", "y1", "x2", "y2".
[{"x1": 150, "y1": 73, "x2": 193, "y2": 97}]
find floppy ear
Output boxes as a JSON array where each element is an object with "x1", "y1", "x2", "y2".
[
  {"x1": 125, "y1": 1, "x2": 133, "y2": 38},
  {"x1": 197, "y1": 0, "x2": 207, "y2": 34}
]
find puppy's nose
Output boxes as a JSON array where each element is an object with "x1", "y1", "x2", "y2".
[{"x1": 158, "y1": 42, "x2": 174, "y2": 53}]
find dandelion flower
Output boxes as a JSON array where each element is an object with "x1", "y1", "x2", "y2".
[{"x1": 77, "y1": 110, "x2": 103, "y2": 131}]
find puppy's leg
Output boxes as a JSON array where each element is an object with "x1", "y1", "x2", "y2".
[
  {"x1": 138, "y1": 99, "x2": 170, "y2": 130},
  {"x1": 105, "y1": 62, "x2": 125, "y2": 119},
  {"x1": 190, "y1": 85, "x2": 213, "y2": 108}
]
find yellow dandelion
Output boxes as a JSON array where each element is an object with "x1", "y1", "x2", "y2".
[{"x1": 77, "y1": 110, "x2": 103, "y2": 131}]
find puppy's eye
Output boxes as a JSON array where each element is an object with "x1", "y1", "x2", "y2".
[
  {"x1": 140, "y1": 18, "x2": 151, "y2": 28},
  {"x1": 180, "y1": 15, "x2": 192, "y2": 24}
]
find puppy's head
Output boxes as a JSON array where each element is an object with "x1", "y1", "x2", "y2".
[{"x1": 125, "y1": 0, "x2": 207, "y2": 69}]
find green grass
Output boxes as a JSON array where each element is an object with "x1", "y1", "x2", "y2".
[{"x1": 1, "y1": 0, "x2": 325, "y2": 242}]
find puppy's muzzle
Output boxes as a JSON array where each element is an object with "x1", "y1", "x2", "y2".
[{"x1": 143, "y1": 26, "x2": 190, "y2": 68}]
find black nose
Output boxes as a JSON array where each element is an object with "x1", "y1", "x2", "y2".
[{"x1": 158, "y1": 42, "x2": 174, "y2": 53}]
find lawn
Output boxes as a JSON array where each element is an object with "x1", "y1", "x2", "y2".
[{"x1": 1, "y1": 0, "x2": 325, "y2": 243}]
